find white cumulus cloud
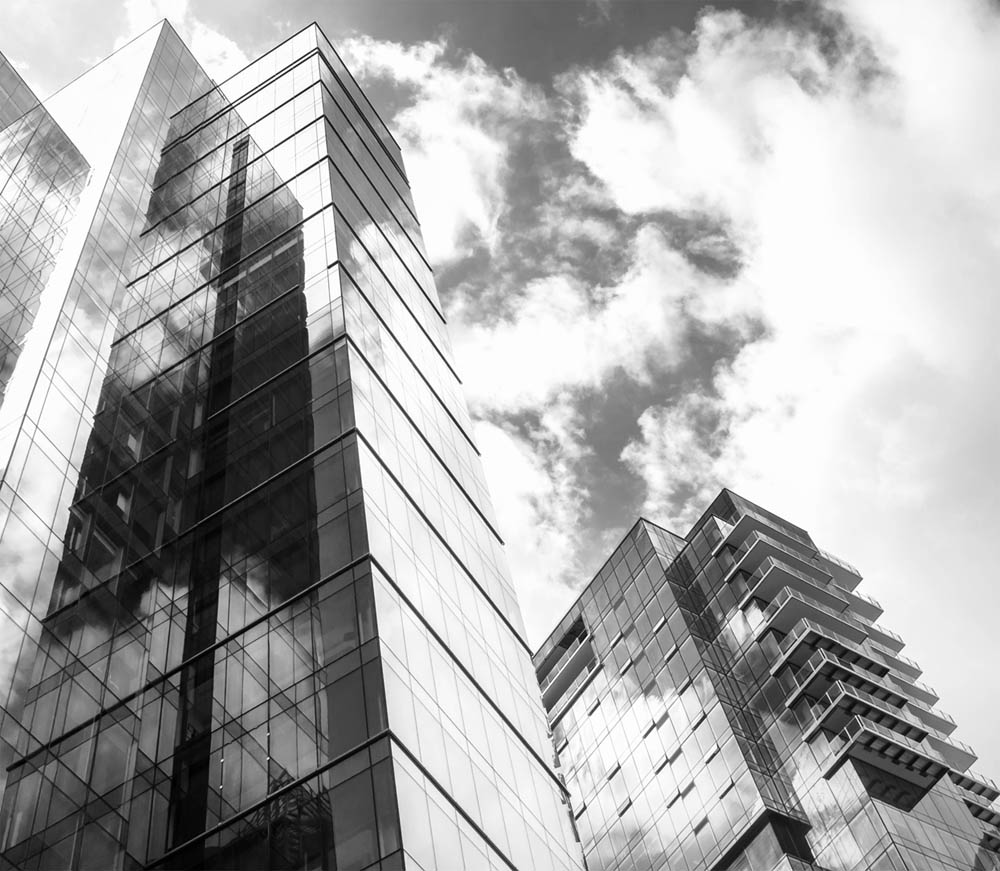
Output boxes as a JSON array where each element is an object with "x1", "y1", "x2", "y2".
[{"x1": 339, "y1": 36, "x2": 547, "y2": 264}]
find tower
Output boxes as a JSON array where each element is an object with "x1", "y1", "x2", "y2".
[
  {"x1": 0, "y1": 22, "x2": 581, "y2": 871},
  {"x1": 535, "y1": 491, "x2": 1000, "y2": 871}
]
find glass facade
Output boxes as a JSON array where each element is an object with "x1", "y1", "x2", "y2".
[
  {"x1": 535, "y1": 492, "x2": 1000, "y2": 871},
  {"x1": 0, "y1": 53, "x2": 90, "y2": 403},
  {"x1": 0, "y1": 22, "x2": 581, "y2": 871}
]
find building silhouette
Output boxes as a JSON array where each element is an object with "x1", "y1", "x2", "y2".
[
  {"x1": 0, "y1": 22, "x2": 580, "y2": 871},
  {"x1": 534, "y1": 491, "x2": 1000, "y2": 871}
]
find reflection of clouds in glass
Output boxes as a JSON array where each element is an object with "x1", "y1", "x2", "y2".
[{"x1": 0, "y1": 56, "x2": 90, "y2": 404}]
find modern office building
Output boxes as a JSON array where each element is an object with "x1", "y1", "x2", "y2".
[
  {"x1": 535, "y1": 491, "x2": 1000, "y2": 871},
  {"x1": 0, "y1": 22, "x2": 581, "y2": 871}
]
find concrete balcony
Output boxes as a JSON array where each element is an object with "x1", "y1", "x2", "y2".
[
  {"x1": 963, "y1": 792, "x2": 1000, "y2": 829},
  {"x1": 784, "y1": 650, "x2": 906, "y2": 708},
  {"x1": 974, "y1": 820, "x2": 1000, "y2": 854},
  {"x1": 821, "y1": 715, "x2": 949, "y2": 795},
  {"x1": 865, "y1": 638, "x2": 923, "y2": 680},
  {"x1": 805, "y1": 681, "x2": 928, "y2": 744},
  {"x1": 902, "y1": 695, "x2": 957, "y2": 737},
  {"x1": 950, "y1": 769, "x2": 1000, "y2": 803},
  {"x1": 842, "y1": 586, "x2": 883, "y2": 623},
  {"x1": 883, "y1": 669, "x2": 940, "y2": 708},
  {"x1": 720, "y1": 512, "x2": 817, "y2": 562},
  {"x1": 744, "y1": 556, "x2": 850, "y2": 613},
  {"x1": 728, "y1": 530, "x2": 836, "y2": 592},
  {"x1": 815, "y1": 547, "x2": 863, "y2": 592},
  {"x1": 854, "y1": 617, "x2": 906, "y2": 653},
  {"x1": 772, "y1": 619, "x2": 889, "y2": 677},
  {"x1": 925, "y1": 732, "x2": 977, "y2": 773},
  {"x1": 758, "y1": 589, "x2": 868, "y2": 646}
]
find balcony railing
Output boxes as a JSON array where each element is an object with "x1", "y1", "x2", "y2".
[
  {"x1": 822, "y1": 715, "x2": 949, "y2": 790},
  {"x1": 925, "y1": 732, "x2": 977, "y2": 773},
  {"x1": 774, "y1": 619, "x2": 888, "y2": 677},
  {"x1": 784, "y1": 649, "x2": 905, "y2": 707},
  {"x1": 964, "y1": 794, "x2": 1000, "y2": 829},
  {"x1": 842, "y1": 586, "x2": 883, "y2": 622},
  {"x1": 728, "y1": 530, "x2": 834, "y2": 588},
  {"x1": 759, "y1": 588, "x2": 872, "y2": 646},
  {"x1": 539, "y1": 632, "x2": 589, "y2": 694},
  {"x1": 782, "y1": 649, "x2": 957, "y2": 746},
  {"x1": 816, "y1": 547, "x2": 863, "y2": 591},
  {"x1": 864, "y1": 637, "x2": 922, "y2": 679},
  {"x1": 950, "y1": 769, "x2": 1000, "y2": 803},
  {"x1": 900, "y1": 693, "x2": 956, "y2": 736},
  {"x1": 744, "y1": 556, "x2": 850, "y2": 613},
  {"x1": 806, "y1": 681, "x2": 928, "y2": 744}
]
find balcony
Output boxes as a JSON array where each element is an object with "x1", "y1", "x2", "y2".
[
  {"x1": 720, "y1": 512, "x2": 816, "y2": 561},
  {"x1": 728, "y1": 530, "x2": 834, "y2": 590},
  {"x1": 821, "y1": 716, "x2": 949, "y2": 794},
  {"x1": 541, "y1": 636, "x2": 597, "y2": 712},
  {"x1": 815, "y1": 547, "x2": 863, "y2": 592},
  {"x1": 758, "y1": 590, "x2": 868, "y2": 646},
  {"x1": 804, "y1": 681, "x2": 928, "y2": 744},
  {"x1": 925, "y1": 732, "x2": 977, "y2": 772},
  {"x1": 549, "y1": 660, "x2": 603, "y2": 727},
  {"x1": 854, "y1": 617, "x2": 906, "y2": 653},
  {"x1": 975, "y1": 821, "x2": 1000, "y2": 854},
  {"x1": 964, "y1": 793, "x2": 1000, "y2": 828},
  {"x1": 718, "y1": 511, "x2": 866, "y2": 601},
  {"x1": 884, "y1": 669, "x2": 940, "y2": 708},
  {"x1": 865, "y1": 638, "x2": 923, "y2": 680},
  {"x1": 772, "y1": 619, "x2": 890, "y2": 677},
  {"x1": 743, "y1": 556, "x2": 850, "y2": 613},
  {"x1": 842, "y1": 586, "x2": 883, "y2": 622},
  {"x1": 770, "y1": 619, "x2": 937, "y2": 718},
  {"x1": 901, "y1": 695, "x2": 957, "y2": 737},
  {"x1": 784, "y1": 650, "x2": 906, "y2": 708},
  {"x1": 950, "y1": 769, "x2": 1000, "y2": 803}
]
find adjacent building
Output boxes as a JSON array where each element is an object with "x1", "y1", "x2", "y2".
[
  {"x1": 534, "y1": 491, "x2": 1000, "y2": 871},
  {"x1": 0, "y1": 23, "x2": 580, "y2": 871}
]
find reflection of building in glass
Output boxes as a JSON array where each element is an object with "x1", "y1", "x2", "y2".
[
  {"x1": 0, "y1": 20, "x2": 582, "y2": 871},
  {"x1": 0, "y1": 53, "x2": 90, "y2": 400},
  {"x1": 535, "y1": 491, "x2": 1000, "y2": 871}
]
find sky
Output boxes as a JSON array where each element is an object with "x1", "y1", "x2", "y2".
[{"x1": 3, "y1": 0, "x2": 999, "y2": 780}]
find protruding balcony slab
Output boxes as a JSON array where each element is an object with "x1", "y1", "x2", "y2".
[
  {"x1": 926, "y1": 733, "x2": 977, "y2": 773},
  {"x1": 772, "y1": 619, "x2": 888, "y2": 677},
  {"x1": 821, "y1": 716, "x2": 948, "y2": 796},
  {"x1": 964, "y1": 795, "x2": 1000, "y2": 829},
  {"x1": 815, "y1": 547, "x2": 863, "y2": 592},
  {"x1": 904, "y1": 698, "x2": 957, "y2": 737},
  {"x1": 805, "y1": 682, "x2": 928, "y2": 744},
  {"x1": 785, "y1": 650, "x2": 906, "y2": 709},
  {"x1": 758, "y1": 591, "x2": 867, "y2": 646},
  {"x1": 865, "y1": 639, "x2": 923, "y2": 681},
  {"x1": 745, "y1": 557, "x2": 849, "y2": 614},
  {"x1": 950, "y1": 770, "x2": 1000, "y2": 803}
]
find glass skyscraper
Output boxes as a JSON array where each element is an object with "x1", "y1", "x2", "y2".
[
  {"x1": 0, "y1": 22, "x2": 581, "y2": 871},
  {"x1": 535, "y1": 491, "x2": 1000, "y2": 871}
]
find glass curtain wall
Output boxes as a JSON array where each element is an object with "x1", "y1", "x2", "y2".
[
  {"x1": 0, "y1": 22, "x2": 582, "y2": 871},
  {"x1": 535, "y1": 492, "x2": 1000, "y2": 871}
]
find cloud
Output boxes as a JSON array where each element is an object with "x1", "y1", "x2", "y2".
[
  {"x1": 339, "y1": 36, "x2": 547, "y2": 264},
  {"x1": 620, "y1": 395, "x2": 732, "y2": 530},
  {"x1": 476, "y1": 407, "x2": 592, "y2": 642},
  {"x1": 339, "y1": 0, "x2": 1000, "y2": 773},
  {"x1": 580, "y1": 0, "x2": 1000, "y2": 769},
  {"x1": 451, "y1": 223, "x2": 746, "y2": 415}
]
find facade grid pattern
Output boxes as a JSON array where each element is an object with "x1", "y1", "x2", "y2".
[
  {"x1": 535, "y1": 493, "x2": 1000, "y2": 871},
  {"x1": 0, "y1": 22, "x2": 581, "y2": 871}
]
